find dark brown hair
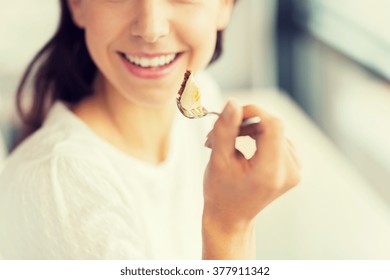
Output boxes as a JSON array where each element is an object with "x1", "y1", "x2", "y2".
[{"x1": 15, "y1": 0, "x2": 236, "y2": 146}]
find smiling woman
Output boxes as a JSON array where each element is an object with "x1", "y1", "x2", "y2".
[
  {"x1": 0, "y1": 0, "x2": 301, "y2": 260},
  {"x1": 14, "y1": 0, "x2": 234, "y2": 140}
]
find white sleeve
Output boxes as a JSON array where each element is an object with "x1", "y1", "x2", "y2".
[{"x1": 0, "y1": 153, "x2": 144, "y2": 259}]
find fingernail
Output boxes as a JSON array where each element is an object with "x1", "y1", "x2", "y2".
[{"x1": 222, "y1": 100, "x2": 234, "y2": 120}]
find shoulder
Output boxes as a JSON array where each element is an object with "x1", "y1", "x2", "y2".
[
  {"x1": 0, "y1": 102, "x2": 122, "y2": 212},
  {"x1": 0, "y1": 105, "x2": 141, "y2": 258},
  {"x1": 3, "y1": 102, "x2": 106, "y2": 171}
]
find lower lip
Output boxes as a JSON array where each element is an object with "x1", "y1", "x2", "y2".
[{"x1": 119, "y1": 53, "x2": 181, "y2": 79}]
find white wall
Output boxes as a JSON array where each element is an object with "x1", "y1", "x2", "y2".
[
  {"x1": 0, "y1": 0, "x2": 59, "y2": 78},
  {"x1": 308, "y1": 0, "x2": 390, "y2": 80},
  {"x1": 293, "y1": 0, "x2": 390, "y2": 205},
  {"x1": 208, "y1": 0, "x2": 276, "y2": 90},
  {"x1": 0, "y1": 0, "x2": 59, "y2": 139}
]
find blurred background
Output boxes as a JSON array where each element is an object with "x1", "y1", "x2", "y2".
[{"x1": 1, "y1": 0, "x2": 390, "y2": 259}]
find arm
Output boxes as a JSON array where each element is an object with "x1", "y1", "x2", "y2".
[{"x1": 202, "y1": 99, "x2": 301, "y2": 259}]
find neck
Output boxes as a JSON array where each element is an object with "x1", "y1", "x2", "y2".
[{"x1": 73, "y1": 78, "x2": 177, "y2": 164}]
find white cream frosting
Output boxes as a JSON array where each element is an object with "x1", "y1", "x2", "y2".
[{"x1": 179, "y1": 73, "x2": 204, "y2": 117}]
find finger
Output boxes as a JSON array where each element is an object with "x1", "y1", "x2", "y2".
[
  {"x1": 238, "y1": 105, "x2": 274, "y2": 138},
  {"x1": 209, "y1": 99, "x2": 243, "y2": 159},
  {"x1": 285, "y1": 144, "x2": 302, "y2": 188},
  {"x1": 286, "y1": 138, "x2": 302, "y2": 169},
  {"x1": 226, "y1": 105, "x2": 284, "y2": 166},
  {"x1": 240, "y1": 107, "x2": 286, "y2": 165},
  {"x1": 234, "y1": 148, "x2": 247, "y2": 161},
  {"x1": 242, "y1": 104, "x2": 273, "y2": 123},
  {"x1": 238, "y1": 122, "x2": 261, "y2": 139}
]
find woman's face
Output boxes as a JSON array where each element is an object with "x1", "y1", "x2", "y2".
[{"x1": 68, "y1": 0, "x2": 233, "y2": 107}]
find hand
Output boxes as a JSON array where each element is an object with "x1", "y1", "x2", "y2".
[{"x1": 202, "y1": 99, "x2": 301, "y2": 259}]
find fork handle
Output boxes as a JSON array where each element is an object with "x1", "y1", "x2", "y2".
[
  {"x1": 207, "y1": 112, "x2": 261, "y2": 127},
  {"x1": 206, "y1": 111, "x2": 220, "y2": 117},
  {"x1": 241, "y1": 116, "x2": 261, "y2": 127}
]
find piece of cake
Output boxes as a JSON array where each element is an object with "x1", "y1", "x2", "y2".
[{"x1": 177, "y1": 70, "x2": 204, "y2": 117}]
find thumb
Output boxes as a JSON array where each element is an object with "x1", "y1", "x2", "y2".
[{"x1": 208, "y1": 99, "x2": 243, "y2": 159}]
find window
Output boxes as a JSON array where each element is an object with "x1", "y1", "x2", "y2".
[{"x1": 307, "y1": 0, "x2": 390, "y2": 79}]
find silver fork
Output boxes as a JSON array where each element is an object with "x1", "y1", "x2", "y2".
[{"x1": 176, "y1": 98, "x2": 261, "y2": 126}]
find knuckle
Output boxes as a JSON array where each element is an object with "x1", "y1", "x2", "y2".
[
  {"x1": 256, "y1": 167, "x2": 301, "y2": 192},
  {"x1": 289, "y1": 171, "x2": 302, "y2": 188},
  {"x1": 263, "y1": 117, "x2": 285, "y2": 137},
  {"x1": 270, "y1": 117, "x2": 285, "y2": 132},
  {"x1": 290, "y1": 172, "x2": 302, "y2": 187}
]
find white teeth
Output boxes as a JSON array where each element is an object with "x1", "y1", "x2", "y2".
[
  {"x1": 124, "y1": 53, "x2": 177, "y2": 68},
  {"x1": 140, "y1": 58, "x2": 148, "y2": 67},
  {"x1": 151, "y1": 57, "x2": 159, "y2": 67},
  {"x1": 159, "y1": 56, "x2": 165, "y2": 66}
]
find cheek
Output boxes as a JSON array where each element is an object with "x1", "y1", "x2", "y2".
[
  {"x1": 194, "y1": 32, "x2": 217, "y2": 68},
  {"x1": 85, "y1": 4, "x2": 124, "y2": 46},
  {"x1": 84, "y1": 27, "x2": 109, "y2": 77},
  {"x1": 83, "y1": 13, "x2": 120, "y2": 71},
  {"x1": 180, "y1": 19, "x2": 219, "y2": 71}
]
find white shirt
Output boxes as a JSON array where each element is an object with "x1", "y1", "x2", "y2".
[{"x1": 0, "y1": 73, "x2": 221, "y2": 260}]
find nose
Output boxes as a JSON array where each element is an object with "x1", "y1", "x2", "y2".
[{"x1": 131, "y1": 1, "x2": 170, "y2": 43}]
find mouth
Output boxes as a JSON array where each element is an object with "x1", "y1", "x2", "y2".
[{"x1": 118, "y1": 52, "x2": 181, "y2": 68}]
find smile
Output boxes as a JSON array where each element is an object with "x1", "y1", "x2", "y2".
[{"x1": 119, "y1": 52, "x2": 178, "y2": 68}]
